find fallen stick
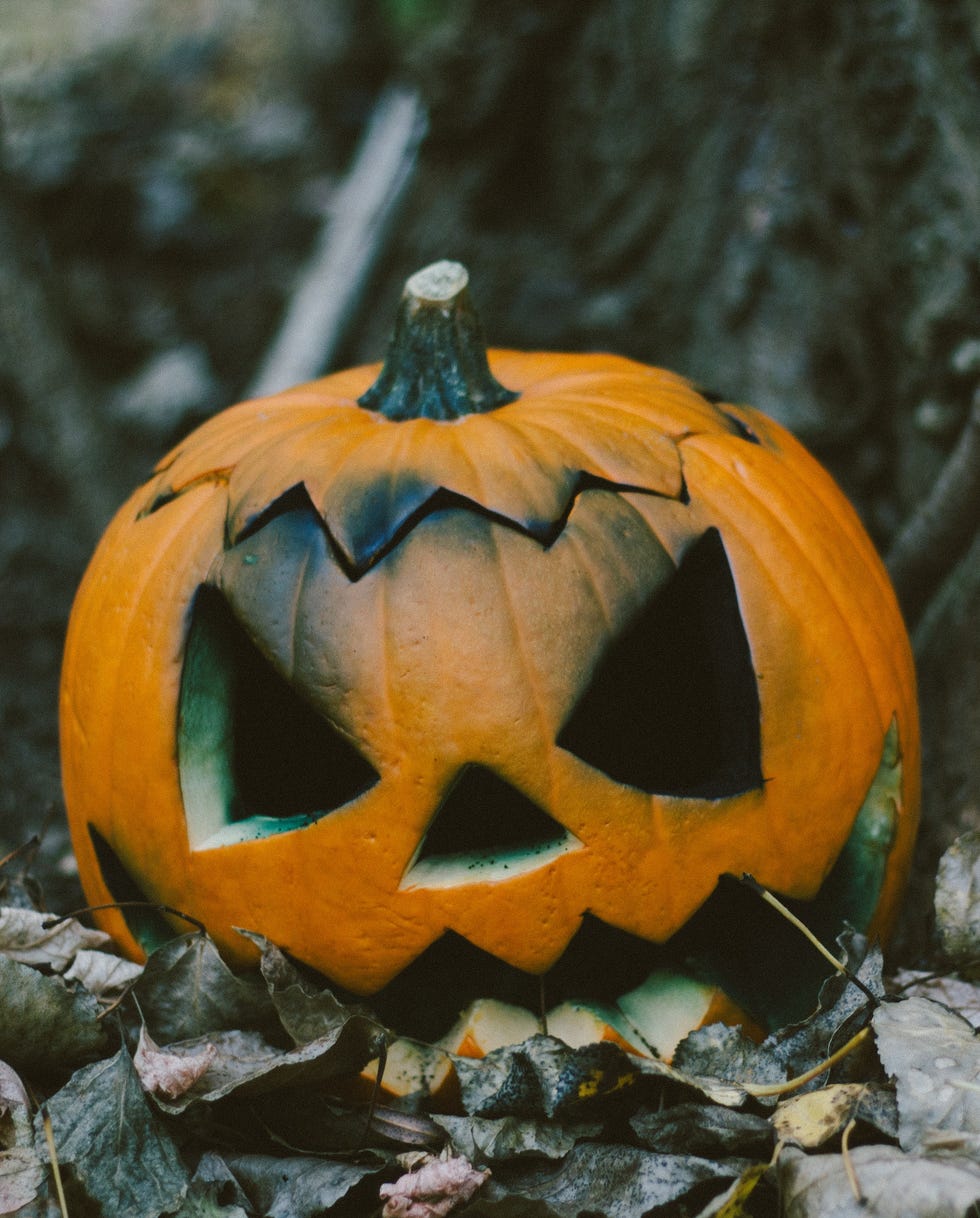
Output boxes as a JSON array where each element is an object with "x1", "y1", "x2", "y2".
[{"x1": 247, "y1": 85, "x2": 428, "y2": 399}]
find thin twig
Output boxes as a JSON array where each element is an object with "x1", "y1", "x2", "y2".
[
  {"x1": 887, "y1": 387, "x2": 980, "y2": 626},
  {"x1": 41, "y1": 1105, "x2": 70, "y2": 1218},
  {"x1": 248, "y1": 85, "x2": 427, "y2": 398},
  {"x1": 840, "y1": 1117, "x2": 864, "y2": 1204},
  {"x1": 739, "y1": 874, "x2": 879, "y2": 1007},
  {"x1": 742, "y1": 1026, "x2": 872, "y2": 1098},
  {"x1": 44, "y1": 901, "x2": 207, "y2": 936},
  {"x1": 0, "y1": 835, "x2": 40, "y2": 872}
]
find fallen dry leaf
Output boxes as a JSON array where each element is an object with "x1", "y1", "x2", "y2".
[
  {"x1": 379, "y1": 1154, "x2": 490, "y2": 1218},
  {"x1": 134, "y1": 1026, "x2": 217, "y2": 1100},
  {"x1": 0, "y1": 907, "x2": 110, "y2": 971}
]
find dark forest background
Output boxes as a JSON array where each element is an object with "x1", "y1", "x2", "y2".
[{"x1": 0, "y1": 0, "x2": 976, "y2": 965}]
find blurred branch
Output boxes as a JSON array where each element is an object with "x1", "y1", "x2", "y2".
[
  {"x1": 887, "y1": 388, "x2": 980, "y2": 628},
  {"x1": 247, "y1": 85, "x2": 427, "y2": 399},
  {"x1": 0, "y1": 185, "x2": 118, "y2": 535}
]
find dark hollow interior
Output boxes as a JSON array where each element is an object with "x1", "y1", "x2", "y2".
[
  {"x1": 182, "y1": 586, "x2": 379, "y2": 824},
  {"x1": 414, "y1": 764, "x2": 569, "y2": 864},
  {"x1": 556, "y1": 527, "x2": 763, "y2": 799},
  {"x1": 87, "y1": 825, "x2": 180, "y2": 954},
  {"x1": 361, "y1": 869, "x2": 859, "y2": 1041}
]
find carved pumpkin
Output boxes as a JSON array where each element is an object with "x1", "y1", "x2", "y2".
[{"x1": 61, "y1": 262, "x2": 918, "y2": 1058}]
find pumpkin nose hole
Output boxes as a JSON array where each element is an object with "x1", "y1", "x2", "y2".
[{"x1": 401, "y1": 764, "x2": 580, "y2": 890}]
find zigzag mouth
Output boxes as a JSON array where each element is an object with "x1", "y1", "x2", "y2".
[
  {"x1": 355, "y1": 889, "x2": 811, "y2": 1047},
  {"x1": 349, "y1": 872, "x2": 865, "y2": 1046},
  {"x1": 353, "y1": 720, "x2": 901, "y2": 1047}
]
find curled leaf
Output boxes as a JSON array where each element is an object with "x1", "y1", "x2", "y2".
[
  {"x1": 380, "y1": 1154, "x2": 490, "y2": 1218},
  {"x1": 435, "y1": 1115, "x2": 599, "y2": 1165},
  {"x1": 0, "y1": 907, "x2": 110, "y2": 970},
  {"x1": 63, "y1": 949, "x2": 143, "y2": 997},
  {"x1": 134, "y1": 1026, "x2": 217, "y2": 1100},
  {"x1": 773, "y1": 1083, "x2": 897, "y2": 1149}
]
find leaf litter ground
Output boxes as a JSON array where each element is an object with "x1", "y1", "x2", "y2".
[{"x1": 1, "y1": 839, "x2": 979, "y2": 1218}]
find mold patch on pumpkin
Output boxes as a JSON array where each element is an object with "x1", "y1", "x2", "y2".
[{"x1": 178, "y1": 585, "x2": 379, "y2": 850}]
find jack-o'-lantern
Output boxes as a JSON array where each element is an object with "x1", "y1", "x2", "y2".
[{"x1": 60, "y1": 262, "x2": 918, "y2": 1070}]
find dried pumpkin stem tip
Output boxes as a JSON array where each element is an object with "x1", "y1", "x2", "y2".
[{"x1": 358, "y1": 260, "x2": 519, "y2": 422}]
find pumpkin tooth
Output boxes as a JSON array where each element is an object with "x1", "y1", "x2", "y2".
[{"x1": 614, "y1": 970, "x2": 762, "y2": 1062}]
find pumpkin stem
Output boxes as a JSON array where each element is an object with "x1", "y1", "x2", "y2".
[{"x1": 358, "y1": 261, "x2": 519, "y2": 421}]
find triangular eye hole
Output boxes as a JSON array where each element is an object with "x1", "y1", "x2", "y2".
[
  {"x1": 402, "y1": 764, "x2": 580, "y2": 889},
  {"x1": 179, "y1": 587, "x2": 379, "y2": 849},
  {"x1": 556, "y1": 528, "x2": 763, "y2": 799}
]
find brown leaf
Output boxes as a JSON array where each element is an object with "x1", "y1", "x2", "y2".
[
  {"x1": 133, "y1": 1026, "x2": 217, "y2": 1100},
  {"x1": 379, "y1": 1154, "x2": 490, "y2": 1218},
  {"x1": 0, "y1": 907, "x2": 110, "y2": 971}
]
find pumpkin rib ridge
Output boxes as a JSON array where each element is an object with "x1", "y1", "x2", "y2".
[
  {"x1": 680, "y1": 445, "x2": 889, "y2": 808},
  {"x1": 682, "y1": 433, "x2": 911, "y2": 738},
  {"x1": 505, "y1": 410, "x2": 682, "y2": 501},
  {"x1": 227, "y1": 413, "x2": 377, "y2": 542},
  {"x1": 745, "y1": 446, "x2": 911, "y2": 729},
  {"x1": 96, "y1": 490, "x2": 226, "y2": 910},
  {"x1": 452, "y1": 426, "x2": 557, "y2": 769},
  {"x1": 690, "y1": 444, "x2": 886, "y2": 736},
  {"x1": 721, "y1": 406, "x2": 900, "y2": 616}
]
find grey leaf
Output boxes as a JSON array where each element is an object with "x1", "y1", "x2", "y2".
[
  {"x1": 935, "y1": 831, "x2": 980, "y2": 967},
  {"x1": 630, "y1": 1101, "x2": 774, "y2": 1158},
  {"x1": 779, "y1": 1144, "x2": 980, "y2": 1217},
  {"x1": 134, "y1": 933, "x2": 278, "y2": 1044},
  {"x1": 873, "y1": 996, "x2": 980, "y2": 1159},
  {"x1": 172, "y1": 1154, "x2": 251, "y2": 1218},
  {"x1": 434, "y1": 1115, "x2": 600, "y2": 1165},
  {"x1": 456, "y1": 1036, "x2": 649, "y2": 1120},
  {"x1": 490, "y1": 1143, "x2": 742, "y2": 1218},
  {"x1": 891, "y1": 971, "x2": 980, "y2": 1029},
  {"x1": 242, "y1": 930, "x2": 385, "y2": 1049},
  {"x1": 38, "y1": 1046, "x2": 188, "y2": 1218},
  {"x1": 149, "y1": 1017, "x2": 386, "y2": 1114},
  {"x1": 213, "y1": 1152, "x2": 385, "y2": 1218},
  {"x1": 673, "y1": 1022, "x2": 785, "y2": 1088},
  {"x1": 0, "y1": 955, "x2": 105, "y2": 1073}
]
